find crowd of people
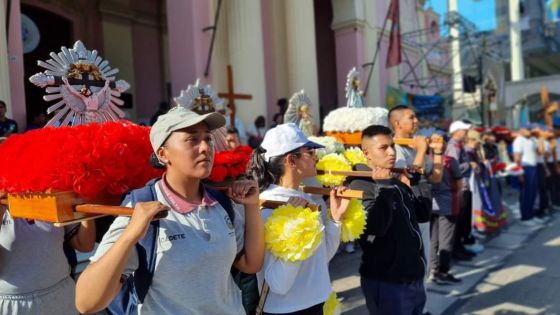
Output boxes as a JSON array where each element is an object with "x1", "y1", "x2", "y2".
[{"x1": 1, "y1": 95, "x2": 560, "y2": 315}]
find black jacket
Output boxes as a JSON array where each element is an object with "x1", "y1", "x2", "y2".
[{"x1": 347, "y1": 165, "x2": 430, "y2": 283}]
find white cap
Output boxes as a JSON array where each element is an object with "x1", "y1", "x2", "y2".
[
  {"x1": 150, "y1": 107, "x2": 225, "y2": 153},
  {"x1": 449, "y1": 120, "x2": 472, "y2": 134},
  {"x1": 261, "y1": 123, "x2": 324, "y2": 162}
]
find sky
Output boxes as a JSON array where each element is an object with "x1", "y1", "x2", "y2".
[{"x1": 426, "y1": 0, "x2": 497, "y2": 31}]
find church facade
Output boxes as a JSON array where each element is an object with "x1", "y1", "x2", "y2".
[{"x1": 1, "y1": 0, "x2": 448, "y2": 130}]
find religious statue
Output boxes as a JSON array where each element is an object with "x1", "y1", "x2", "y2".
[
  {"x1": 345, "y1": 67, "x2": 365, "y2": 108},
  {"x1": 28, "y1": 40, "x2": 130, "y2": 127},
  {"x1": 284, "y1": 90, "x2": 318, "y2": 137},
  {"x1": 173, "y1": 79, "x2": 230, "y2": 151}
]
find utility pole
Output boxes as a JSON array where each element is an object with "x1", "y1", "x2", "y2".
[
  {"x1": 509, "y1": 0, "x2": 524, "y2": 81},
  {"x1": 449, "y1": 0, "x2": 464, "y2": 118}
]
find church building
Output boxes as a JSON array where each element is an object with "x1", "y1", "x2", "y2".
[{"x1": 0, "y1": 0, "x2": 447, "y2": 130}]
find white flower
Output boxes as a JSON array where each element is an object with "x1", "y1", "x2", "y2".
[
  {"x1": 308, "y1": 136, "x2": 345, "y2": 159},
  {"x1": 323, "y1": 107, "x2": 389, "y2": 132}
]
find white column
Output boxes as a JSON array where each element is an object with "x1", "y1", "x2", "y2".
[
  {"x1": 449, "y1": 0, "x2": 463, "y2": 117},
  {"x1": 285, "y1": 0, "x2": 320, "y2": 121},
  {"x1": 226, "y1": 0, "x2": 267, "y2": 126},
  {"x1": 0, "y1": 0, "x2": 11, "y2": 112},
  {"x1": 509, "y1": 0, "x2": 524, "y2": 81}
]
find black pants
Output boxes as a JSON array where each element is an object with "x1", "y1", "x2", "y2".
[
  {"x1": 361, "y1": 277, "x2": 425, "y2": 315},
  {"x1": 430, "y1": 214, "x2": 456, "y2": 273},
  {"x1": 454, "y1": 190, "x2": 472, "y2": 251},
  {"x1": 263, "y1": 303, "x2": 324, "y2": 315},
  {"x1": 537, "y1": 163, "x2": 549, "y2": 216},
  {"x1": 546, "y1": 162, "x2": 560, "y2": 206}
]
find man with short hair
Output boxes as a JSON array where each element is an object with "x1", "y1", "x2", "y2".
[
  {"x1": 430, "y1": 120, "x2": 472, "y2": 284},
  {"x1": 389, "y1": 105, "x2": 444, "y2": 312},
  {"x1": 513, "y1": 124, "x2": 545, "y2": 225},
  {"x1": 348, "y1": 125, "x2": 429, "y2": 315},
  {"x1": 533, "y1": 125, "x2": 552, "y2": 218},
  {"x1": 226, "y1": 128, "x2": 242, "y2": 150},
  {"x1": 0, "y1": 101, "x2": 18, "y2": 137}
]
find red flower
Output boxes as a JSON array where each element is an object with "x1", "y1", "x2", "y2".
[
  {"x1": 208, "y1": 146, "x2": 253, "y2": 183},
  {"x1": 209, "y1": 165, "x2": 228, "y2": 182},
  {"x1": 0, "y1": 121, "x2": 163, "y2": 197}
]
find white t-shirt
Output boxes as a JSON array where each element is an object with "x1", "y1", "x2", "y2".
[
  {"x1": 90, "y1": 184, "x2": 246, "y2": 315},
  {"x1": 394, "y1": 145, "x2": 434, "y2": 175},
  {"x1": 258, "y1": 185, "x2": 341, "y2": 314},
  {"x1": 0, "y1": 212, "x2": 78, "y2": 314},
  {"x1": 537, "y1": 140, "x2": 550, "y2": 164},
  {"x1": 512, "y1": 136, "x2": 538, "y2": 166},
  {"x1": 547, "y1": 138, "x2": 560, "y2": 163},
  {"x1": 0, "y1": 213, "x2": 76, "y2": 294}
]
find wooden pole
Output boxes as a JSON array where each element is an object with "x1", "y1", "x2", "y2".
[
  {"x1": 302, "y1": 186, "x2": 363, "y2": 199},
  {"x1": 75, "y1": 204, "x2": 168, "y2": 219},
  {"x1": 316, "y1": 167, "x2": 424, "y2": 176},
  {"x1": 259, "y1": 199, "x2": 321, "y2": 212}
]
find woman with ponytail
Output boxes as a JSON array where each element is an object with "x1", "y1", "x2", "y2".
[{"x1": 249, "y1": 123, "x2": 350, "y2": 315}]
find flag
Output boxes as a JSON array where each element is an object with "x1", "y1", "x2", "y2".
[
  {"x1": 385, "y1": 86, "x2": 408, "y2": 109},
  {"x1": 386, "y1": 0, "x2": 401, "y2": 68}
]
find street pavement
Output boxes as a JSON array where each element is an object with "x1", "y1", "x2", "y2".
[{"x1": 330, "y1": 184, "x2": 560, "y2": 314}]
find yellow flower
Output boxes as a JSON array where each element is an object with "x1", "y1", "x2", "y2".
[
  {"x1": 264, "y1": 204, "x2": 324, "y2": 262},
  {"x1": 316, "y1": 153, "x2": 352, "y2": 186},
  {"x1": 342, "y1": 147, "x2": 367, "y2": 166},
  {"x1": 340, "y1": 198, "x2": 367, "y2": 242},
  {"x1": 323, "y1": 291, "x2": 342, "y2": 315}
]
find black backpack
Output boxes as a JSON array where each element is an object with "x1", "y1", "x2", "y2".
[{"x1": 107, "y1": 179, "x2": 259, "y2": 315}]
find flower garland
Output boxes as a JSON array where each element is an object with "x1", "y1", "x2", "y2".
[
  {"x1": 323, "y1": 107, "x2": 389, "y2": 133},
  {"x1": 208, "y1": 145, "x2": 253, "y2": 183},
  {"x1": 264, "y1": 204, "x2": 324, "y2": 262},
  {"x1": 342, "y1": 147, "x2": 367, "y2": 166},
  {"x1": 308, "y1": 136, "x2": 345, "y2": 159},
  {"x1": 323, "y1": 291, "x2": 342, "y2": 315},
  {"x1": 340, "y1": 198, "x2": 366, "y2": 242},
  {"x1": 0, "y1": 121, "x2": 162, "y2": 197},
  {"x1": 315, "y1": 153, "x2": 352, "y2": 187}
]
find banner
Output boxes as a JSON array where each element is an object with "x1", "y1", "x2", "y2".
[
  {"x1": 385, "y1": 86, "x2": 444, "y2": 121},
  {"x1": 546, "y1": 0, "x2": 560, "y2": 23},
  {"x1": 411, "y1": 94, "x2": 444, "y2": 121}
]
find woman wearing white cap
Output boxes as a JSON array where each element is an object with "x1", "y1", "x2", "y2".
[
  {"x1": 76, "y1": 107, "x2": 264, "y2": 314},
  {"x1": 248, "y1": 123, "x2": 350, "y2": 314}
]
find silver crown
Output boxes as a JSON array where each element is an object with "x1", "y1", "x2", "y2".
[{"x1": 29, "y1": 40, "x2": 130, "y2": 127}]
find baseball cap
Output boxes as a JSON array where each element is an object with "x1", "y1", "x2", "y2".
[
  {"x1": 449, "y1": 120, "x2": 472, "y2": 134},
  {"x1": 149, "y1": 107, "x2": 225, "y2": 153},
  {"x1": 260, "y1": 123, "x2": 324, "y2": 162}
]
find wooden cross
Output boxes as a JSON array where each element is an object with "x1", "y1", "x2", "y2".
[
  {"x1": 541, "y1": 86, "x2": 558, "y2": 128},
  {"x1": 218, "y1": 65, "x2": 252, "y2": 127}
]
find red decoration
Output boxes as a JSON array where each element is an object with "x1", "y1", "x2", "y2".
[
  {"x1": 386, "y1": 0, "x2": 402, "y2": 68},
  {"x1": 208, "y1": 146, "x2": 253, "y2": 183},
  {"x1": 0, "y1": 121, "x2": 163, "y2": 197}
]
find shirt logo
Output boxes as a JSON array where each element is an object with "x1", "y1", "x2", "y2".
[
  {"x1": 224, "y1": 215, "x2": 234, "y2": 230},
  {"x1": 159, "y1": 233, "x2": 186, "y2": 243},
  {"x1": 224, "y1": 215, "x2": 235, "y2": 236}
]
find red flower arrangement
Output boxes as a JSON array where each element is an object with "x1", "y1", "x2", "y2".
[
  {"x1": 208, "y1": 145, "x2": 253, "y2": 183},
  {"x1": 0, "y1": 121, "x2": 163, "y2": 197}
]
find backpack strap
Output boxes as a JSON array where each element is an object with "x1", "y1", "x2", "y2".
[
  {"x1": 205, "y1": 186, "x2": 235, "y2": 223},
  {"x1": 121, "y1": 178, "x2": 159, "y2": 303}
]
